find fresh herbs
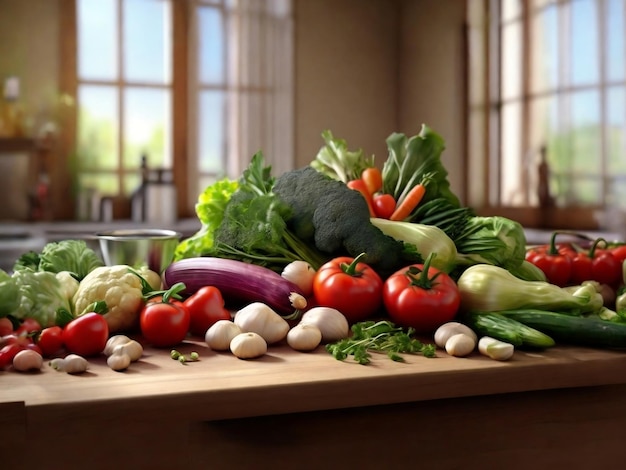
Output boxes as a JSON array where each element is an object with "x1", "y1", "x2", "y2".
[{"x1": 326, "y1": 320, "x2": 437, "y2": 365}]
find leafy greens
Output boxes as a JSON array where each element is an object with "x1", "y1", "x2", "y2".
[{"x1": 174, "y1": 152, "x2": 328, "y2": 271}]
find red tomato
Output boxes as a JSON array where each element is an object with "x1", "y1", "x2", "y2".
[
  {"x1": 372, "y1": 193, "x2": 396, "y2": 219},
  {"x1": 313, "y1": 254, "x2": 383, "y2": 323},
  {"x1": 382, "y1": 256, "x2": 460, "y2": 333},
  {"x1": 16, "y1": 318, "x2": 42, "y2": 336},
  {"x1": 63, "y1": 312, "x2": 109, "y2": 357},
  {"x1": 590, "y1": 250, "x2": 622, "y2": 286},
  {"x1": 183, "y1": 286, "x2": 231, "y2": 337},
  {"x1": 361, "y1": 167, "x2": 383, "y2": 195},
  {"x1": 610, "y1": 245, "x2": 626, "y2": 264},
  {"x1": 569, "y1": 252, "x2": 593, "y2": 286},
  {"x1": 37, "y1": 326, "x2": 65, "y2": 357},
  {"x1": 0, "y1": 343, "x2": 25, "y2": 369},
  {"x1": 140, "y1": 299, "x2": 190, "y2": 347},
  {"x1": 0, "y1": 317, "x2": 13, "y2": 336}
]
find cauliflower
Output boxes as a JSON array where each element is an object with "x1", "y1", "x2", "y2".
[{"x1": 73, "y1": 265, "x2": 161, "y2": 333}]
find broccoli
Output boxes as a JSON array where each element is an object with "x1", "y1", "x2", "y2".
[{"x1": 273, "y1": 166, "x2": 412, "y2": 274}]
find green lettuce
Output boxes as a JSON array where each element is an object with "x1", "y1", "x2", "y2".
[
  {"x1": 4, "y1": 269, "x2": 72, "y2": 327},
  {"x1": 13, "y1": 239, "x2": 103, "y2": 281},
  {"x1": 173, "y1": 178, "x2": 239, "y2": 260}
]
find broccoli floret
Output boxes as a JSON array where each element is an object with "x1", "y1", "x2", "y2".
[{"x1": 273, "y1": 166, "x2": 410, "y2": 274}]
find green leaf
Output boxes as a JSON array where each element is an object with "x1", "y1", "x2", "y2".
[{"x1": 382, "y1": 124, "x2": 460, "y2": 209}]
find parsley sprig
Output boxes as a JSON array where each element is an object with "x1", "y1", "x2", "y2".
[{"x1": 325, "y1": 320, "x2": 437, "y2": 365}]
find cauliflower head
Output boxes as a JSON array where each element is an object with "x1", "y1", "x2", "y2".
[{"x1": 73, "y1": 265, "x2": 161, "y2": 333}]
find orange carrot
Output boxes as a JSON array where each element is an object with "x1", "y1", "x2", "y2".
[{"x1": 389, "y1": 184, "x2": 427, "y2": 221}]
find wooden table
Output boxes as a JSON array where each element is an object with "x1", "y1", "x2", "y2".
[{"x1": 2, "y1": 339, "x2": 626, "y2": 470}]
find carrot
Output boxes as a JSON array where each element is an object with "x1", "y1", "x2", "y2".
[
  {"x1": 389, "y1": 183, "x2": 427, "y2": 221},
  {"x1": 361, "y1": 167, "x2": 383, "y2": 195},
  {"x1": 347, "y1": 179, "x2": 376, "y2": 217}
]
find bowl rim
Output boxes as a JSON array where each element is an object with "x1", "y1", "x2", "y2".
[{"x1": 95, "y1": 229, "x2": 182, "y2": 240}]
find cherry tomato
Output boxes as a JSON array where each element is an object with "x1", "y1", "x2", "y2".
[
  {"x1": 183, "y1": 286, "x2": 231, "y2": 337},
  {"x1": 0, "y1": 343, "x2": 25, "y2": 369},
  {"x1": 372, "y1": 193, "x2": 396, "y2": 219},
  {"x1": 37, "y1": 326, "x2": 65, "y2": 357},
  {"x1": 382, "y1": 254, "x2": 460, "y2": 333},
  {"x1": 313, "y1": 254, "x2": 383, "y2": 323},
  {"x1": 63, "y1": 312, "x2": 109, "y2": 357},
  {"x1": 16, "y1": 318, "x2": 42, "y2": 336},
  {"x1": 140, "y1": 299, "x2": 190, "y2": 348},
  {"x1": 0, "y1": 317, "x2": 13, "y2": 336},
  {"x1": 361, "y1": 167, "x2": 383, "y2": 195}
]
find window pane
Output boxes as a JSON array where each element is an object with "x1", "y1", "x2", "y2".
[
  {"x1": 500, "y1": 101, "x2": 523, "y2": 205},
  {"x1": 501, "y1": 21, "x2": 523, "y2": 100},
  {"x1": 124, "y1": 0, "x2": 171, "y2": 83},
  {"x1": 571, "y1": 90, "x2": 601, "y2": 176},
  {"x1": 607, "y1": 86, "x2": 626, "y2": 173},
  {"x1": 78, "y1": 173, "x2": 119, "y2": 196},
  {"x1": 570, "y1": 0, "x2": 599, "y2": 85},
  {"x1": 123, "y1": 87, "x2": 172, "y2": 169},
  {"x1": 198, "y1": 90, "x2": 225, "y2": 173},
  {"x1": 530, "y1": 4, "x2": 558, "y2": 92},
  {"x1": 78, "y1": 0, "x2": 118, "y2": 80},
  {"x1": 606, "y1": 0, "x2": 625, "y2": 82},
  {"x1": 77, "y1": 85, "x2": 119, "y2": 170},
  {"x1": 199, "y1": 6, "x2": 224, "y2": 84}
]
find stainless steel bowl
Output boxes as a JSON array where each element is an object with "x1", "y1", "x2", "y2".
[{"x1": 96, "y1": 229, "x2": 182, "y2": 274}]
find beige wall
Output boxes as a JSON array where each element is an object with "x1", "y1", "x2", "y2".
[
  {"x1": 294, "y1": 0, "x2": 466, "y2": 197},
  {"x1": 0, "y1": 0, "x2": 467, "y2": 200},
  {"x1": 294, "y1": 0, "x2": 400, "y2": 168}
]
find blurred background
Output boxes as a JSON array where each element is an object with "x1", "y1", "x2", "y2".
[{"x1": 0, "y1": 0, "x2": 624, "y2": 236}]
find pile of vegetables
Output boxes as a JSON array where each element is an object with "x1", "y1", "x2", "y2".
[{"x1": 6, "y1": 122, "x2": 626, "y2": 372}]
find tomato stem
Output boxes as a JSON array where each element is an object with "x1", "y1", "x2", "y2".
[
  {"x1": 404, "y1": 253, "x2": 441, "y2": 289},
  {"x1": 340, "y1": 252, "x2": 368, "y2": 277}
]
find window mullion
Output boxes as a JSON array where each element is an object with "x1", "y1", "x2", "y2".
[
  {"x1": 597, "y1": 0, "x2": 607, "y2": 206},
  {"x1": 520, "y1": 0, "x2": 531, "y2": 206},
  {"x1": 117, "y1": 0, "x2": 125, "y2": 194}
]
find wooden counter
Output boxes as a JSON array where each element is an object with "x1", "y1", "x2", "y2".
[{"x1": 3, "y1": 340, "x2": 626, "y2": 469}]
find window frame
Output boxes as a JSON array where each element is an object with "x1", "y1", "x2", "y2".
[
  {"x1": 467, "y1": 0, "x2": 620, "y2": 231},
  {"x1": 58, "y1": 0, "x2": 191, "y2": 220}
]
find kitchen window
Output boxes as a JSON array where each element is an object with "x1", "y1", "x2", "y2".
[
  {"x1": 466, "y1": 0, "x2": 626, "y2": 231},
  {"x1": 59, "y1": 0, "x2": 294, "y2": 220}
]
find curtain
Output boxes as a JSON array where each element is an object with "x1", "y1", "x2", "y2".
[{"x1": 224, "y1": 0, "x2": 294, "y2": 178}]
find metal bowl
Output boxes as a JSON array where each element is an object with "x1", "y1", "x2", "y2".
[{"x1": 96, "y1": 229, "x2": 182, "y2": 274}]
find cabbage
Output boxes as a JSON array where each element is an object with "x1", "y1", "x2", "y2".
[
  {"x1": 10, "y1": 269, "x2": 72, "y2": 327},
  {"x1": 455, "y1": 216, "x2": 527, "y2": 271}
]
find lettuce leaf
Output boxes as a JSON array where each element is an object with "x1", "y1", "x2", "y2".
[
  {"x1": 173, "y1": 178, "x2": 239, "y2": 260},
  {"x1": 382, "y1": 124, "x2": 460, "y2": 209}
]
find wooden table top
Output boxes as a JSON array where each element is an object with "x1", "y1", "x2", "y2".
[{"x1": 3, "y1": 338, "x2": 626, "y2": 423}]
